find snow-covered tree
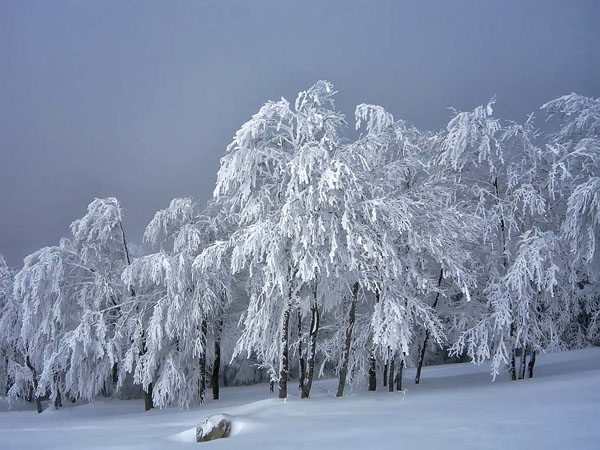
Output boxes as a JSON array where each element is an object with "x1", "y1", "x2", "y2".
[
  {"x1": 121, "y1": 197, "x2": 227, "y2": 409},
  {"x1": 543, "y1": 94, "x2": 600, "y2": 267},
  {"x1": 543, "y1": 93, "x2": 600, "y2": 346},
  {"x1": 57, "y1": 197, "x2": 136, "y2": 400},
  {"x1": 9, "y1": 198, "x2": 135, "y2": 411},
  {"x1": 201, "y1": 81, "x2": 349, "y2": 399},
  {"x1": 11, "y1": 240, "x2": 79, "y2": 412},
  {"x1": 0, "y1": 255, "x2": 19, "y2": 397},
  {"x1": 444, "y1": 100, "x2": 586, "y2": 380},
  {"x1": 340, "y1": 104, "x2": 478, "y2": 392}
]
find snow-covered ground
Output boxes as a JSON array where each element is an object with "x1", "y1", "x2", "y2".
[{"x1": 1, "y1": 348, "x2": 599, "y2": 449}]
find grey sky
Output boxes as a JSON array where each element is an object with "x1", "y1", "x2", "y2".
[{"x1": 1, "y1": 0, "x2": 599, "y2": 267}]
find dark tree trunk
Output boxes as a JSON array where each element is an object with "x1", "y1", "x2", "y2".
[
  {"x1": 519, "y1": 345, "x2": 527, "y2": 380},
  {"x1": 415, "y1": 333, "x2": 429, "y2": 385},
  {"x1": 510, "y1": 349, "x2": 517, "y2": 381},
  {"x1": 212, "y1": 318, "x2": 222, "y2": 400},
  {"x1": 301, "y1": 287, "x2": 319, "y2": 399},
  {"x1": 54, "y1": 386, "x2": 62, "y2": 409},
  {"x1": 416, "y1": 269, "x2": 443, "y2": 384},
  {"x1": 141, "y1": 330, "x2": 154, "y2": 411},
  {"x1": 112, "y1": 363, "x2": 118, "y2": 386},
  {"x1": 297, "y1": 310, "x2": 306, "y2": 394},
  {"x1": 528, "y1": 351, "x2": 536, "y2": 378},
  {"x1": 368, "y1": 352, "x2": 377, "y2": 391},
  {"x1": 53, "y1": 375, "x2": 62, "y2": 409},
  {"x1": 368, "y1": 289, "x2": 380, "y2": 392},
  {"x1": 336, "y1": 283, "x2": 359, "y2": 398},
  {"x1": 509, "y1": 322, "x2": 517, "y2": 381},
  {"x1": 383, "y1": 362, "x2": 388, "y2": 387},
  {"x1": 388, "y1": 357, "x2": 395, "y2": 392},
  {"x1": 26, "y1": 355, "x2": 42, "y2": 414},
  {"x1": 137, "y1": 327, "x2": 153, "y2": 412},
  {"x1": 144, "y1": 383, "x2": 153, "y2": 411},
  {"x1": 396, "y1": 358, "x2": 404, "y2": 392},
  {"x1": 199, "y1": 317, "x2": 207, "y2": 403},
  {"x1": 279, "y1": 298, "x2": 293, "y2": 399}
]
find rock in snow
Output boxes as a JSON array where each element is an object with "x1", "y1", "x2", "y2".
[{"x1": 196, "y1": 414, "x2": 233, "y2": 443}]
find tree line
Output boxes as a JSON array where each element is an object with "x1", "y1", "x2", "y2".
[{"x1": 0, "y1": 81, "x2": 598, "y2": 412}]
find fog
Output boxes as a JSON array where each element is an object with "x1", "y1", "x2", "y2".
[{"x1": 1, "y1": 0, "x2": 599, "y2": 266}]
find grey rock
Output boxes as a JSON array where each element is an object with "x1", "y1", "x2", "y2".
[{"x1": 196, "y1": 414, "x2": 233, "y2": 443}]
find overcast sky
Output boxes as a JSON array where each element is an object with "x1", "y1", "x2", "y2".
[{"x1": 1, "y1": 0, "x2": 599, "y2": 267}]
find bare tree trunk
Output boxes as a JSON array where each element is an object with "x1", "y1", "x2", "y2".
[
  {"x1": 510, "y1": 323, "x2": 517, "y2": 381},
  {"x1": 415, "y1": 333, "x2": 429, "y2": 385},
  {"x1": 54, "y1": 387, "x2": 62, "y2": 409},
  {"x1": 510, "y1": 350, "x2": 517, "y2": 381},
  {"x1": 383, "y1": 361, "x2": 388, "y2": 387},
  {"x1": 336, "y1": 283, "x2": 359, "y2": 398},
  {"x1": 368, "y1": 352, "x2": 377, "y2": 391},
  {"x1": 528, "y1": 350, "x2": 536, "y2": 378},
  {"x1": 53, "y1": 374, "x2": 62, "y2": 409},
  {"x1": 297, "y1": 309, "x2": 306, "y2": 394},
  {"x1": 212, "y1": 318, "x2": 222, "y2": 400},
  {"x1": 368, "y1": 290, "x2": 380, "y2": 392},
  {"x1": 199, "y1": 317, "x2": 207, "y2": 403},
  {"x1": 388, "y1": 357, "x2": 395, "y2": 392},
  {"x1": 279, "y1": 295, "x2": 293, "y2": 399},
  {"x1": 26, "y1": 355, "x2": 42, "y2": 414},
  {"x1": 141, "y1": 330, "x2": 154, "y2": 411},
  {"x1": 112, "y1": 363, "x2": 118, "y2": 386},
  {"x1": 396, "y1": 358, "x2": 404, "y2": 392},
  {"x1": 301, "y1": 286, "x2": 319, "y2": 399},
  {"x1": 416, "y1": 269, "x2": 443, "y2": 384},
  {"x1": 144, "y1": 383, "x2": 153, "y2": 411},
  {"x1": 519, "y1": 345, "x2": 527, "y2": 380}
]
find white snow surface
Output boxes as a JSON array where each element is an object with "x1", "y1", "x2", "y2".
[{"x1": 1, "y1": 348, "x2": 598, "y2": 449}]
